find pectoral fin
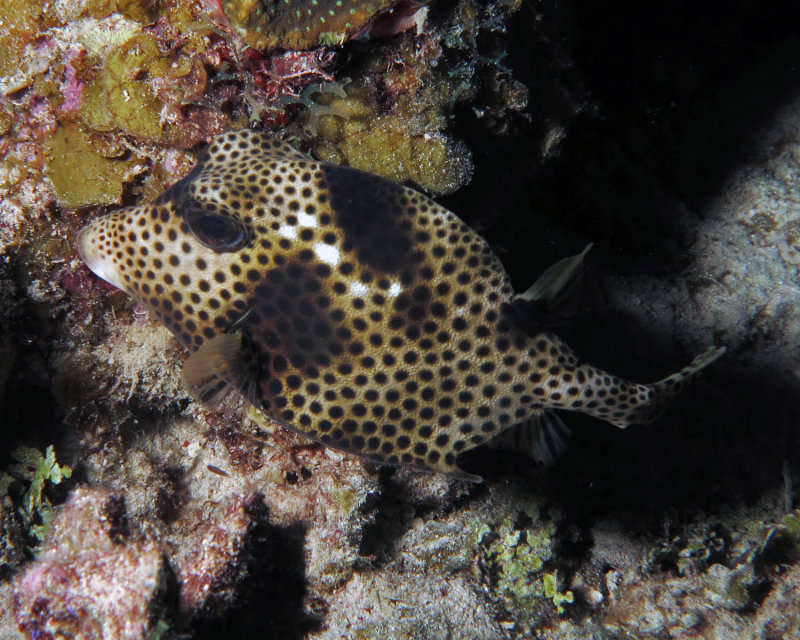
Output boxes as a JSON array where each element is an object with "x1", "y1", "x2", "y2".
[{"x1": 181, "y1": 331, "x2": 261, "y2": 407}]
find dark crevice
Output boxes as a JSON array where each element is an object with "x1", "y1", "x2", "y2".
[
  {"x1": 431, "y1": 0, "x2": 800, "y2": 533},
  {"x1": 358, "y1": 466, "x2": 486, "y2": 566},
  {"x1": 357, "y1": 466, "x2": 413, "y2": 565},
  {"x1": 190, "y1": 497, "x2": 318, "y2": 639}
]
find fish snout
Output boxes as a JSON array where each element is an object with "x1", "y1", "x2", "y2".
[{"x1": 77, "y1": 220, "x2": 126, "y2": 291}]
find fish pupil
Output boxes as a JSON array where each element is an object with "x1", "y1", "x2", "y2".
[{"x1": 183, "y1": 202, "x2": 246, "y2": 252}]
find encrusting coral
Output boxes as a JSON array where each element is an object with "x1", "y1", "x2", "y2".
[{"x1": 300, "y1": 70, "x2": 474, "y2": 195}]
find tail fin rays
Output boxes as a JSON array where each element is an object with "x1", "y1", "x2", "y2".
[{"x1": 624, "y1": 346, "x2": 727, "y2": 427}]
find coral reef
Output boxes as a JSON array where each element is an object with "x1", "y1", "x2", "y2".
[
  {"x1": 0, "y1": 2, "x2": 241, "y2": 210},
  {"x1": 172, "y1": 493, "x2": 262, "y2": 616},
  {"x1": 310, "y1": 479, "x2": 565, "y2": 638},
  {"x1": 286, "y1": 0, "x2": 531, "y2": 195},
  {"x1": 0, "y1": 0, "x2": 520, "y2": 213},
  {"x1": 593, "y1": 510, "x2": 800, "y2": 637},
  {"x1": 3, "y1": 0, "x2": 800, "y2": 638}
]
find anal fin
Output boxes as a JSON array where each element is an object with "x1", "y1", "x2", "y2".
[
  {"x1": 181, "y1": 331, "x2": 261, "y2": 407},
  {"x1": 487, "y1": 410, "x2": 572, "y2": 468}
]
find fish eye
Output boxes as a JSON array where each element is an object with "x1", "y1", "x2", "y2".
[{"x1": 182, "y1": 202, "x2": 246, "y2": 252}]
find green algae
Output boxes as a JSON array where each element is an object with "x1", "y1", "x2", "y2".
[
  {"x1": 703, "y1": 563, "x2": 753, "y2": 610},
  {"x1": 330, "y1": 484, "x2": 363, "y2": 514},
  {"x1": 478, "y1": 499, "x2": 559, "y2": 615},
  {"x1": 318, "y1": 31, "x2": 348, "y2": 47},
  {"x1": 145, "y1": 619, "x2": 173, "y2": 640},
  {"x1": 543, "y1": 571, "x2": 574, "y2": 614},
  {"x1": 746, "y1": 510, "x2": 800, "y2": 567},
  {"x1": 780, "y1": 510, "x2": 800, "y2": 537},
  {"x1": 1, "y1": 445, "x2": 72, "y2": 547}
]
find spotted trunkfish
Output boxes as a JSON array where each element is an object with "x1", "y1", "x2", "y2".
[{"x1": 77, "y1": 129, "x2": 724, "y2": 481}]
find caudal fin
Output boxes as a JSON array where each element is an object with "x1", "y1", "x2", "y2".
[{"x1": 623, "y1": 346, "x2": 727, "y2": 426}]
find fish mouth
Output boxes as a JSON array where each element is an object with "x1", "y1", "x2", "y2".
[{"x1": 76, "y1": 223, "x2": 126, "y2": 291}]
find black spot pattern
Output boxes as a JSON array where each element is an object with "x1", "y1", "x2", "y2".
[{"x1": 77, "y1": 129, "x2": 695, "y2": 479}]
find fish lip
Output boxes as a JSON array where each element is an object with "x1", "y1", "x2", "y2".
[{"x1": 76, "y1": 223, "x2": 126, "y2": 291}]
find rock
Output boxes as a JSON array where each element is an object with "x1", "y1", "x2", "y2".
[{"x1": 12, "y1": 486, "x2": 170, "y2": 640}]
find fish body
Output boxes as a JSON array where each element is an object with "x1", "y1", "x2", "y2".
[{"x1": 78, "y1": 130, "x2": 723, "y2": 480}]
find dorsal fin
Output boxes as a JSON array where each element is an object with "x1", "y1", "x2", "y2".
[
  {"x1": 510, "y1": 244, "x2": 593, "y2": 333},
  {"x1": 517, "y1": 243, "x2": 593, "y2": 304}
]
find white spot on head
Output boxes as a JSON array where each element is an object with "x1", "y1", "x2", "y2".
[
  {"x1": 278, "y1": 224, "x2": 297, "y2": 239},
  {"x1": 297, "y1": 212, "x2": 317, "y2": 228},
  {"x1": 349, "y1": 281, "x2": 368, "y2": 297},
  {"x1": 387, "y1": 282, "x2": 402, "y2": 298},
  {"x1": 314, "y1": 242, "x2": 340, "y2": 266}
]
